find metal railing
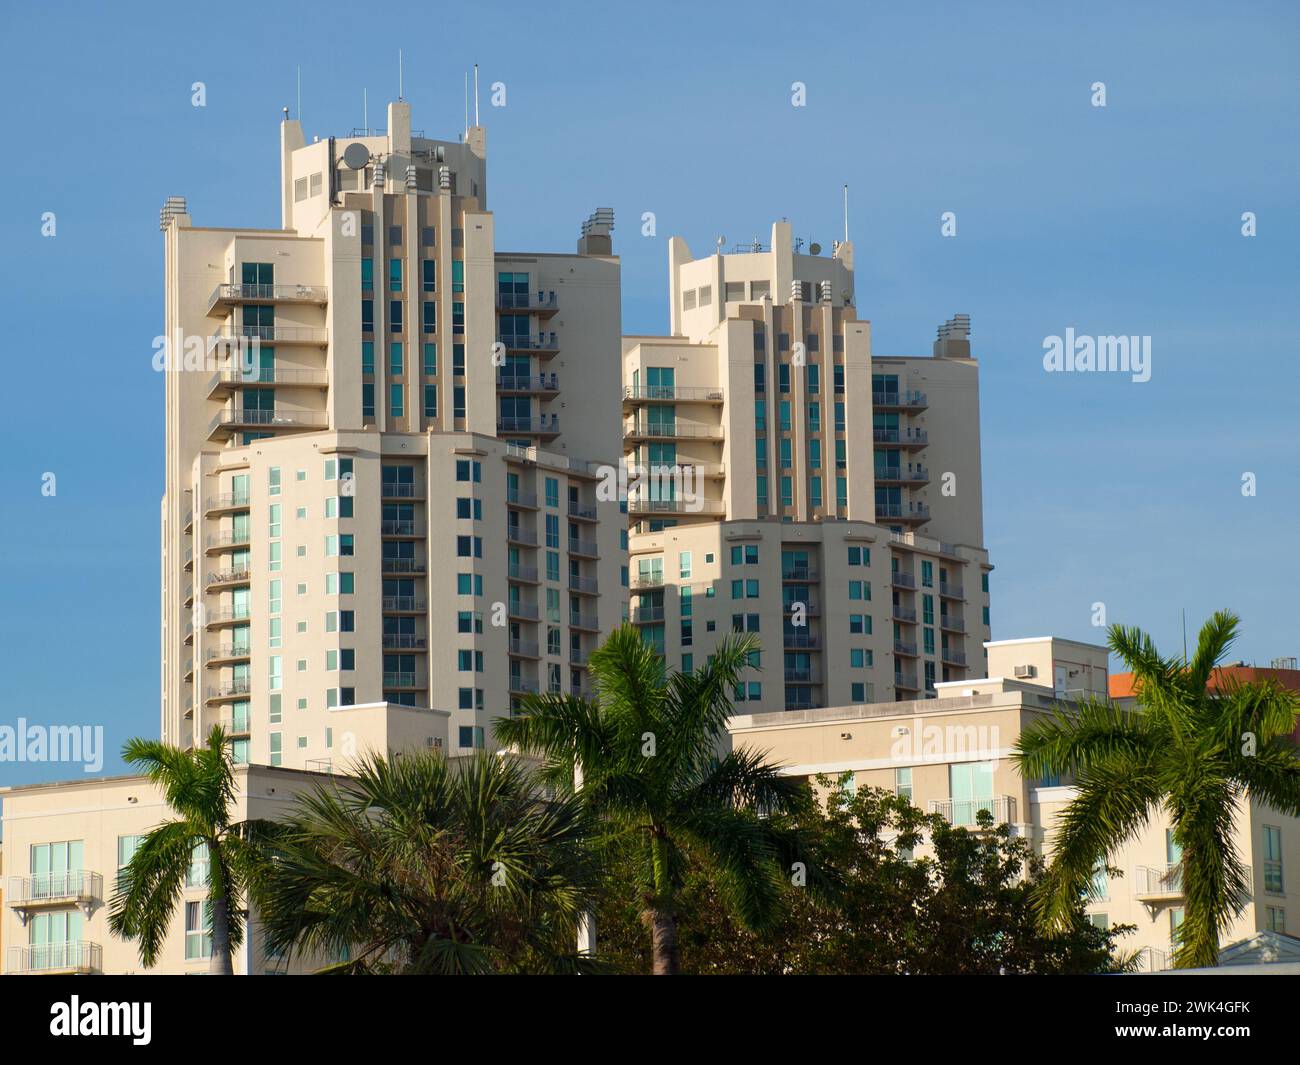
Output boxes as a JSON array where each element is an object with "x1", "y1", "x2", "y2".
[
  {"x1": 568, "y1": 537, "x2": 598, "y2": 556},
  {"x1": 872, "y1": 389, "x2": 927, "y2": 408},
  {"x1": 623, "y1": 418, "x2": 725, "y2": 440},
  {"x1": 508, "y1": 639, "x2": 540, "y2": 657},
  {"x1": 209, "y1": 282, "x2": 327, "y2": 306},
  {"x1": 877, "y1": 502, "x2": 931, "y2": 520},
  {"x1": 874, "y1": 466, "x2": 929, "y2": 483},
  {"x1": 496, "y1": 291, "x2": 558, "y2": 312},
  {"x1": 508, "y1": 563, "x2": 539, "y2": 583},
  {"x1": 508, "y1": 602, "x2": 540, "y2": 621},
  {"x1": 623, "y1": 385, "x2": 724, "y2": 402},
  {"x1": 570, "y1": 612, "x2": 599, "y2": 630},
  {"x1": 892, "y1": 571, "x2": 916, "y2": 588},
  {"x1": 782, "y1": 567, "x2": 818, "y2": 582},
  {"x1": 496, "y1": 372, "x2": 559, "y2": 393},
  {"x1": 381, "y1": 634, "x2": 427, "y2": 650},
  {"x1": 218, "y1": 325, "x2": 329, "y2": 344},
  {"x1": 929, "y1": 796, "x2": 1017, "y2": 826},
  {"x1": 872, "y1": 427, "x2": 929, "y2": 446},
  {"x1": 892, "y1": 605, "x2": 917, "y2": 622},
  {"x1": 940, "y1": 615, "x2": 966, "y2": 633},
  {"x1": 506, "y1": 488, "x2": 538, "y2": 508},
  {"x1": 1134, "y1": 864, "x2": 1184, "y2": 897},
  {"x1": 381, "y1": 519, "x2": 420, "y2": 536},
  {"x1": 567, "y1": 500, "x2": 598, "y2": 521},
  {"x1": 628, "y1": 497, "x2": 726, "y2": 515},
  {"x1": 7, "y1": 870, "x2": 102, "y2": 906},
  {"x1": 942, "y1": 649, "x2": 968, "y2": 667},
  {"x1": 497, "y1": 415, "x2": 560, "y2": 434},
  {"x1": 498, "y1": 332, "x2": 559, "y2": 351},
  {"x1": 209, "y1": 408, "x2": 328, "y2": 433},
  {"x1": 382, "y1": 596, "x2": 426, "y2": 612},
  {"x1": 383, "y1": 672, "x2": 419, "y2": 688},
  {"x1": 381, "y1": 557, "x2": 426, "y2": 573},
  {"x1": 895, "y1": 672, "x2": 920, "y2": 689},
  {"x1": 568, "y1": 575, "x2": 599, "y2": 595},
  {"x1": 381, "y1": 482, "x2": 422, "y2": 499},
  {"x1": 209, "y1": 680, "x2": 252, "y2": 699},
  {"x1": 506, "y1": 524, "x2": 538, "y2": 545},
  {"x1": 7, "y1": 941, "x2": 102, "y2": 974},
  {"x1": 894, "y1": 640, "x2": 918, "y2": 657},
  {"x1": 207, "y1": 568, "x2": 251, "y2": 587},
  {"x1": 632, "y1": 605, "x2": 665, "y2": 623},
  {"x1": 939, "y1": 581, "x2": 965, "y2": 599},
  {"x1": 206, "y1": 493, "x2": 251, "y2": 511},
  {"x1": 783, "y1": 668, "x2": 822, "y2": 683},
  {"x1": 209, "y1": 367, "x2": 329, "y2": 389}
]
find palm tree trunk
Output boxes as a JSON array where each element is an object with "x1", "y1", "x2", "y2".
[
  {"x1": 644, "y1": 907, "x2": 680, "y2": 975},
  {"x1": 210, "y1": 895, "x2": 235, "y2": 975}
]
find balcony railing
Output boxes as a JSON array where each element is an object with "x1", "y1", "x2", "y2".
[
  {"x1": 567, "y1": 500, "x2": 598, "y2": 521},
  {"x1": 874, "y1": 466, "x2": 930, "y2": 484},
  {"x1": 872, "y1": 389, "x2": 928, "y2": 409},
  {"x1": 498, "y1": 332, "x2": 559, "y2": 353},
  {"x1": 382, "y1": 596, "x2": 427, "y2": 612},
  {"x1": 508, "y1": 602, "x2": 541, "y2": 621},
  {"x1": 381, "y1": 557, "x2": 426, "y2": 574},
  {"x1": 496, "y1": 372, "x2": 559, "y2": 394},
  {"x1": 205, "y1": 493, "x2": 251, "y2": 512},
  {"x1": 568, "y1": 537, "x2": 598, "y2": 557},
  {"x1": 569, "y1": 612, "x2": 599, "y2": 630},
  {"x1": 7, "y1": 941, "x2": 102, "y2": 974},
  {"x1": 876, "y1": 502, "x2": 931, "y2": 521},
  {"x1": 207, "y1": 282, "x2": 328, "y2": 312},
  {"x1": 497, "y1": 415, "x2": 560, "y2": 436},
  {"x1": 940, "y1": 615, "x2": 966, "y2": 633},
  {"x1": 508, "y1": 638, "x2": 540, "y2": 658},
  {"x1": 506, "y1": 488, "x2": 538, "y2": 508},
  {"x1": 208, "y1": 368, "x2": 329, "y2": 395},
  {"x1": 506, "y1": 524, "x2": 538, "y2": 546},
  {"x1": 509, "y1": 677, "x2": 541, "y2": 695},
  {"x1": 209, "y1": 680, "x2": 252, "y2": 699},
  {"x1": 872, "y1": 427, "x2": 929, "y2": 446},
  {"x1": 7, "y1": 870, "x2": 102, "y2": 909},
  {"x1": 939, "y1": 581, "x2": 965, "y2": 600},
  {"x1": 631, "y1": 573, "x2": 664, "y2": 589},
  {"x1": 624, "y1": 418, "x2": 724, "y2": 440},
  {"x1": 568, "y1": 575, "x2": 599, "y2": 595},
  {"x1": 632, "y1": 605, "x2": 665, "y2": 623},
  {"x1": 894, "y1": 640, "x2": 919, "y2": 657},
  {"x1": 381, "y1": 519, "x2": 420, "y2": 536},
  {"x1": 627, "y1": 497, "x2": 726, "y2": 515},
  {"x1": 783, "y1": 668, "x2": 822, "y2": 683},
  {"x1": 496, "y1": 291, "x2": 558, "y2": 313},
  {"x1": 623, "y1": 385, "x2": 724, "y2": 403},
  {"x1": 383, "y1": 672, "x2": 420, "y2": 688},
  {"x1": 216, "y1": 324, "x2": 329, "y2": 344},
  {"x1": 783, "y1": 632, "x2": 820, "y2": 649},
  {"x1": 942, "y1": 648, "x2": 968, "y2": 667},
  {"x1": 895, "y1": 671, "x2": 920, "y2": 689},
  {"x1": 892, "y1": 605, "x2": 917, "y2": 623},
  {"x1": 929, "y1": 796, "x2": 1017, "y2": 827},
  {"x1": 221, "y1": 707, "x2": 251, "y2": 734},
  {"x1": 1134, "y1": 864, "x2": 1184, "y2": 899},
  {"x1": 209, "y1": 408, "x2": 328, "y2": 435},
  {"x1": 207, "y1": 644, "x2": 250, "y2": 662},
  {"x1": 206, "y1": 608, "x2": 252, "y2": 625},
  {"x1": 381, "y1": 482, "x2": 423, "y2": 499},
  {"x1": 206, "y1": 568, "x2": 251, "y2": 588},
  {"x1": 381, "y1": 634, "x2": 427, "y2": 650},
  {"x1": 508, "y1": 563, "x2": 539, "y2": 583},
  {"x1": 782, "y1": 567, "x2": 818, "y2": 582}
]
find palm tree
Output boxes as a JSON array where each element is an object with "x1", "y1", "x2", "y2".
[
  {"x1": 1014, "y1": 610, "x2": 1300, "y2": 968},
  {"x1": 253, "y1": 750, "x2": 603, "y2": 974},
  {"x1": 494, "y1": 625, "x2": 810, "y2": 974},
  {"x1": 110, "y1": 726, "x2": 261, "y2": 974}
]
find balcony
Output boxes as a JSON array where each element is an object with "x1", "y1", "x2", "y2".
[
  {"x1": 872, "y1": 390, "x2": 928, "y2": 411},
  {"x1": 782, "y1": 600, "x2": 821, "y2": 616},
  {"x1": 782, "y1": 567, "x2": 818, "y2": 582},
  {"x1": 506, "y1": 488, "x2": 539, "y2": 509},
  {"x1": 381, "y1": 557, "x2": 426, "y2": 575},
  {"x1": 204, "y1": 530, "x2": 251, "y2": 553},
  {"x1": 381, "y1": 634, "x2": 427, "y2": 650},
  {"x1": 509, "y1": 677, "x2": 541, "y2": 695},
  {"x1": 892, "y1": 571, "x2": 916, "y2": 589},
  {"x1": 508, "y1": 601, "x2": 541, "y2": 622},
  {"x1": 497, "y1": 414, "x2": 560, "y2": 440},
  {"x1": 569, "y1": 647, "x2": 590, "y2": 666},
  {"x1": 496, "y1": 372, "x2": 560, "y2": 397},
  {"x1": 207, "y1": 644, "x2": 251, "y2": 665},
  {"x1": 568, "y1": 537, "x2": 599, "y2": 558},
  {"x1": 569, "y1": 611, "x2": 599, "y2": 631},
  {"x1": 1134, "y1": 864, "x2": 1185, "y2": 901},
  {"x1": 623, "y1": 385, "x2": 724, "y2": 404},
  {"x1": 381, "y1": 482, "x2": 424, "y2": 501},
  {"x1": 627, "y1": 497, "x2": 726, "y2": 516},
  {"x1": 498, "y1": 332, "x2": 560, "y2": 357},
  {"x1": 207, "y1": 282, "x2": 328, "y2": 315},
  {"x1": 508, "y1": 563, "x2": 540, "y2": 584},
  {"x1": 895, "y1": 671, "x2": 920, "y2": 690},
  {"x1": 632, "y1": 605, "x2": 666, "y2": 624},
  {"x1": 876, "y1": 502, "x2": 931, "y2": 524},
  {"x1": 507, "y1": 524, "x2": 538, "y2": 546},
  {"x1": 894, "y1": 640, "x2": 919, "y2": 657},
  {"x1": 568, "y1": 575, "x2": 599, "y2": 596},
  {"x1": 212, "y1": 324, "x2": 329, "y2": 346},
  {"x1": 382, "y1": 672, "x2": 422, "y2": 689},
  {"x1": 496, "y1": 290, "x2": 559, "y2": 317},
  {"x1": 783, "y1": 632, "x2": 820, "y2": 649},
  {"x1": 508, "y1": 638, "x2": 540, "y2": 659},
  {"x1": 940, "y1": 615, "x2": 966, "y2": 633},
  {"x1": 208, "y1": 407, "x2": 328, "y2": 440},
  {"x1": 872, "y1": 427, "x2": 929, "y2": 449},
  {"x1": 7, "y1": 870, "x2": 102, "y2": 916},
  {"x1": 220, "y1": 707, "x2": 252, "y2": 735},
  {"x1": 942, "y1": 648, "x2": 968, "y2": 667},
  {"x1": 630, "y1": 573, "x2": 664, "y2": 590},
  {"x1": 207, "y1": 680, "x2": 252, "y2": 702},
  {"x1": 382, "y1": 596, "x2": 427, "y2": 613},
  {"x1": 892, "y1": 605, "x2": 917, "y2": 623},
  {"x1": 939, "y1": 581, "x2": 965, "y2": 600},
  {"x1": 205, "y1": 608, "x2": 252, "y2": 628},
  {"x1": 624, "y1": 418, "x2": 724, "y2": 442},
  {"x1": 381, "y1": 519, "x2": 421, "y2": 537},
  {"x1": 204, "y1": 493, "x2": 252, "y2": 515},
  {"x1": 7, "y1": 941, "x2": 102, "y2": 975},
  {"x1": 567, "y1": 500, "x2": 598, "y2": 522},
  {"x1": 874, "y1": 466, "x2": 930, "y2": 486},
  {"x1": 206, "y1": 567, "x2": 251, "y2": 590},
  {"x1": 928, "y1": 796, "x2": 1017, "y2": 827},
  {"x1": 783, "y1": 668, "x2": 822, "y2": 684},
  {"x1": 207, "y1": 367, "x2": 329, "y2": 398}
]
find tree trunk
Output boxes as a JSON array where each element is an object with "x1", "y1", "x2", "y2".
[
  {"x1": 210, "y1": 895, "x2": 235, "y2": 975},
  {"x1": 644, "y1": 907, "x2": 680, "y2": 975}
]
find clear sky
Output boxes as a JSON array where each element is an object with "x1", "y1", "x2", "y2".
[{"x1": 0, "y1": 0, "x2": 1296, "y2": 787}]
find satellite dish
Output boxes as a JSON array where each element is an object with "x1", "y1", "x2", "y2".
[
  {"x1": 810, "y1": 242, "x2": 822, "y2": 255},
  {"x1": 342, "y1": 142, "x2": 370, "y2": 169}
]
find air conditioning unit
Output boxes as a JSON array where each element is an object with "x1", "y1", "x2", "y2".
[{"x1": 1013, "y1": 664, "x2": 1036, "y2": 679}]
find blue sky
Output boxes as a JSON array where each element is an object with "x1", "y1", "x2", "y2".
[{"x1": 0, "y1": 0, "x2": 1296, "y2": 787}]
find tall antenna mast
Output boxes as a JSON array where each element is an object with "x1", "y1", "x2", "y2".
[
  {"x1": 464, "y1": 72, "x2": 469, "y2": 136},
  {"x1": 296, "y1": 66, "x2": 302, "y2": 123},
  {"x1": 398, "y1": 49, "x2": 404, "y2": 101},
  {"x1": 474, "y1": 63, "x2": 480, "y2": 126},
  {"x1": 364, "y1": 88, "x2": 368, "y2": 133},
  {"x1": 843, "y1": 184, "x2": 849, "y2": 244}
]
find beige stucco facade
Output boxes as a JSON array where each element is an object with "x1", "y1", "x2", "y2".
[
  {"x1": 728, "y1": 636, "x2": 1299, "y2": 971},
  {"x1": 161, "y1": 102, "x2": 626, "y2": 767},
  {"x1": 624, "y1": 227, "x2": 990, "y2": 708}
]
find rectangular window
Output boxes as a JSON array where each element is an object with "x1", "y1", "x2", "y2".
[{"x1": 1264, "y1": 825, "x2": 1284, "y2": 893}]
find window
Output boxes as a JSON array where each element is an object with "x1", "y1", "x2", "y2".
[
  {"x1": 848, "y1": 546, "x2": 868, "y2": 566},
  {"x1": 422, "y1": 259, "x2": 436, "y2": 291},
  {"x1": 389, "y1": 259, "x2": 402, "y2": 291},
  {"x1": 186, "y1": 901, "x2": 212, "y2": 960},
  {"x1": 1264, "y1": 825, "x2": 1284, "y2": 893},
  {"x1": 1267, "y1": 906, "x2": 1286, "y2": 933},
  {"x1": 895, "y1": 767, "x2": 912, "y2": 801}
]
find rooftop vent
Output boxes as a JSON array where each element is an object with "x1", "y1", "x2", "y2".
[
  {"x1": 577, "y1": 208, "x2": 615, "y2": 255},
  {"x1": 159, "y1": 196, "x2": 188, "y2": 231}
]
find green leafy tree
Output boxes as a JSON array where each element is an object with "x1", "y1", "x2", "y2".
[
  {"x1": 254, "y1": 750, "x2": 603, "y2": 974},
  {"x1": 494, "y1": 625, "x2": 812, "y2": 974},
  {"x1": 1014, "y1": 610, "x2": 1300, "y2": 968},
  {"x1": 596, "y1": 780, "x2": 1128, "y2": 974},
  {"x1": 109, "y1": 726, "x2": 261, "y2": 974}
]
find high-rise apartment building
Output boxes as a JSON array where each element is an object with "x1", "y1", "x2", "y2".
[
  {"x1": 161, "y1": 102, "x2": 626, "y2": 768},
  {"x1": 623, "y1": 222, "x2": 991, "y2": 711}
]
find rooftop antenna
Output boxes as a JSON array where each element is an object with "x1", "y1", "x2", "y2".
[
  {"x1": 363, "y1": 88, "x2": 368, "y2": 134},
  {"x1": 474, "y1": 63, "x2": 480, "y2": 126},
  {"x1": 398, "y1": 49, "x2": 404, "y2": 101},
  {"x1": 296, "y1": 66, "x2": 301, "y2": 123},
  {"x1": 464, "y1": 72, "x2": 469, "y2": 137},
  {"x1": 843, "y1": 184, "x2": 849, "y2": 244},
  {"x1": 1182, "y1": 608, "x2": 1188, "y2": 664}
]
